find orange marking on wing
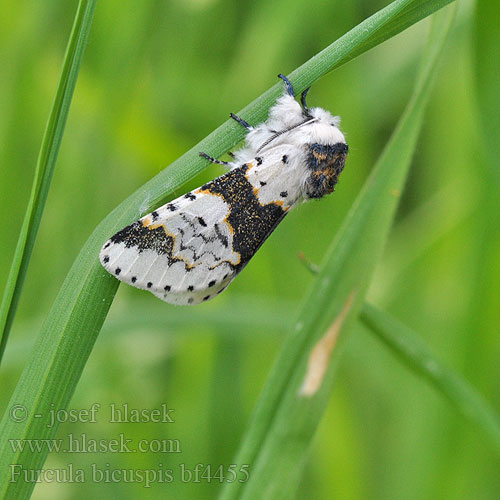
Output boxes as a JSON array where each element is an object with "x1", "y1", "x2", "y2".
[
  {"x1": 143, "y1": 221, "x2": 200, "y2": 270},
  {"x1": 196, "y1": 182, "x2": 290, "y2": 264},
  {"x1": 197, "y1": 188, "x2": 235, "y2": 234},
  {"x1": 244, "y1": 168, "x2": 291, "y2": 210},
  {"x1": 243, "y1": 167, "x2": 262, "y2": 201},
  {"x1": 190, "y1": 188, "x2": 241, "y2": 263},
  {"x1": 147, "y1": 222, "x2": 167, "y2": 231}
]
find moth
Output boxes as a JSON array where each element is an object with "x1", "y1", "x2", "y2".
[{"x1": 100, "y1": 74, "x2": 348, "y2": 305}]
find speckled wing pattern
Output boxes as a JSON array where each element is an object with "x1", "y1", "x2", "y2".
[
  {"x1": 100, "y1": 73, "x2": 349, "y2": 305},
  {"x1": 100, "y1": 146, "x2": 300, "y2": 305}
]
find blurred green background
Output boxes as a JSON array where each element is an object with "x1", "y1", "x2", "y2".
[{"x1": 1, "y1": 0, "x2": 499, "y2": 498}]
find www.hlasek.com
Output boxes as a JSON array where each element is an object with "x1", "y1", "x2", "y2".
[
  {"x1": 10, "y1": 463, "x2": 250, "y2": 488},
  {"x1": 9, "y1": 433, "x2": 180, "y2": 454}
]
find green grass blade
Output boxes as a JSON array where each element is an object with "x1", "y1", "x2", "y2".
[
  {"x1": 0, "y1": 1, "x2": 455, "y2": 498},
  {"x1": 285, "y1": 0, "x2": 454, "y2": 91},
  {"x1": 0, "y1": 0, "x2": 97, "y2": 363},
  {"x1": 474, "y1": 0, "x2": 500, "y2": 190},
  {"x1": 219, "y1": 0, "x2": 455, "y2": 137},
  {"x1": 360, "y1": 302, "x2": 500, "y2": 454},
  {"x1": 219, "y1": 8, "x2": 455, "y2": 500},
  {"x1": 292, "y1": 258, "x2": 500, "y2": 450}
]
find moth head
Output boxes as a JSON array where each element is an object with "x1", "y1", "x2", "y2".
[
  {"x1": 302, "y1": 141, "x2": 349, "y2": 199},
  {"x1": 303, "y1": 107, "x2": 346, "y2": 147},
  {"x1": 263, "y1": 74, "x2": 349, "y2": 192}
]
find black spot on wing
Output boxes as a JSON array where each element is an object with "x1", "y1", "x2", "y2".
[{"x1": 200, "y1": 164, "x2": 287, "y2": 270}]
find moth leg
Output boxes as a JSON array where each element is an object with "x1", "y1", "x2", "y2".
[
  {"x1": 227, "y1": 151, "x2": 235, "y2": 158},
  {"x1": 230, "y1": 113, "x2": 252, "y2": 130},
  {"x1": 199, "y1": 152, "x2": 230, "y2": 166},
  {"x1": 278, "y1": 73, "x2": 295, "y2": 97}
]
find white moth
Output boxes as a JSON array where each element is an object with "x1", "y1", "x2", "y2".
[{"x1": 100, "y1": 74, "x2": 348, "y2": 305}]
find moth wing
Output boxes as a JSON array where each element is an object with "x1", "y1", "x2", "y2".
[
  {"x1": 100, "y1": 192, "x2": 238, "y2": 305},
  {"x1": 100, "y1": 146, "x2": 301, "y2": 305}
]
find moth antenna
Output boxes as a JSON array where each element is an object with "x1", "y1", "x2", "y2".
[
  {"x1": 277, "y1": 73, "x2": 295, "y2": 97},
  {"x1": 301, "y1": 87, "x2": 311, "y2": 115}
]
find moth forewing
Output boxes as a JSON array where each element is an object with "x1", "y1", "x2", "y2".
[{"x1": 100, "y1": 74, "x2": 348, "y2": 305}]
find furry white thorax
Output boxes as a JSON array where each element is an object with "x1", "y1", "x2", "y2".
[
  {"x1": 233, "y1": 94, "x2": 345, "y2": 160},
  {"x1": 231, "y1": 94, "x2": 346, "y2": 201}
]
